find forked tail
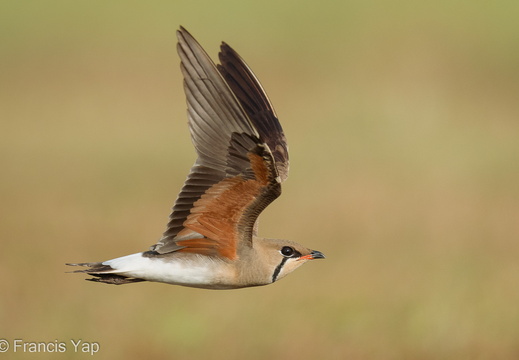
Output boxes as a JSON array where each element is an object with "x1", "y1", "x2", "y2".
[{"x1": 66, "y1": 262, "x2": 145, "y2": 285}]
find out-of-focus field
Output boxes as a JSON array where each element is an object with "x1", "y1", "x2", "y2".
[{"x1": 1, "y1": 1, "x2": 519, "y2": 359}]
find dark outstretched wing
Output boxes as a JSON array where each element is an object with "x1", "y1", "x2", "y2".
[
  {"x1": 217, "y1": 43, "x2": 289, "y2": 181},
  {"x1": 151, "y1": 27, "x2": 288, "y2": 260}
]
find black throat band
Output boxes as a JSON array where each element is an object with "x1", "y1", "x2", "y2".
[{"x1": 271, "y1": 257, "x2": 289, "y2": 283}]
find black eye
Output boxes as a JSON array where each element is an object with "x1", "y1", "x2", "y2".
[{"x1": 280, "y1": 246, "x2": 295, "y2": 257}]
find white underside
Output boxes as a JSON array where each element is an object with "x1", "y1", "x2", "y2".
[{"x1": 102, "y1": 252, "x2": 233, "y2": 288}]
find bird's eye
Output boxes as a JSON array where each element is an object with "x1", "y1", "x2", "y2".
[{"x1": 280, "y1": 246, "x2": 295, "y2": 257}]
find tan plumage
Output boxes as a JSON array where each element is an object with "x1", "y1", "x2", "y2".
[{"x1": 67, "y1": 27, "x2": 324, "y2": 289}]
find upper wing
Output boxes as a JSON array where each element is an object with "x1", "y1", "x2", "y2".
[
  {"x1": 151, "y1": 27, "x2": 288, "y2": 260},
  {"x1": 217, "y1": 42, "x2": 289, "y2": 181}
]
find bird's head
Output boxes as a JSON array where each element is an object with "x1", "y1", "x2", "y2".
[{"x1": 252, "y1": 238, "x2": 325, "y2": 284}]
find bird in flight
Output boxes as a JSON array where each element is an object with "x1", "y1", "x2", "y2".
[{"x1": 67, "y1": 26, "x2": 324, "y2": 289}]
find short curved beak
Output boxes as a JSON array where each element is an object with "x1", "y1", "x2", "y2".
[
  {"x1": 300, "y1": 250, "x2": 326, "y2": 260},
  {"x1": 310, "y1": 250, "x2": 325, "y2": 259}
]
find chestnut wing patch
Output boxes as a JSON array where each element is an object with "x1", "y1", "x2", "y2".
[{"x1": 174, "y1": 145, "x2": 278, "y2": 260}]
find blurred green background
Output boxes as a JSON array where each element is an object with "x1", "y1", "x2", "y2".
[{"x1": 1, "y1": 0, "x2": 519, "y2": 359}]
